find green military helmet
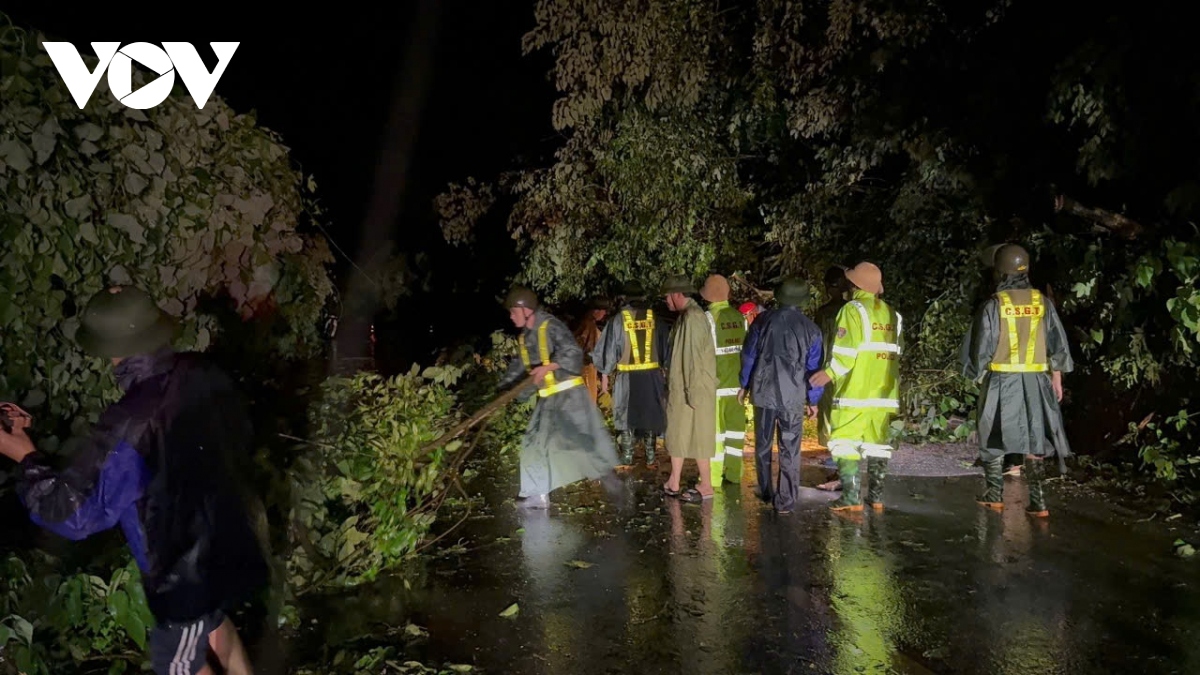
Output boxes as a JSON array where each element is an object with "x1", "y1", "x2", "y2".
[
  {"x1": 659, "y1": 274, "x2": 695, "y2": 295},
  {"x1": 504, "y1": 286, "x2": 539, "y2": 311},
  {"x1": 994, "y1": 244, "x2": 1031, "y2": 275},
  {"x1": 774, "y1": 277, "x2": 810, "y2": 307},
  {"x1": 619, "y1": 280, "x2": 647, "y2": 300},
  {"x1": 980, "y1": 244, "x2": 1004, "y2": 268},
  {"x1": 76, "y1": 285, "x2": 179, "y2": 359}
]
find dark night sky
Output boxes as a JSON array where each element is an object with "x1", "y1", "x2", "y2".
[{"x1": 2, "y1": 2, "x2": 560, "y2": 364}]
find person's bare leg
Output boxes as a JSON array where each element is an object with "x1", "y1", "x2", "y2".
[
  {"x1": 696, "y1": 459, "x2": 714, "y2": 497},
  {"x1": 666, "y1": 457, "x2": 685, "y2": 492},
  {"x1": 208, "y1": 617, "x2": 254, "y2": 675}
]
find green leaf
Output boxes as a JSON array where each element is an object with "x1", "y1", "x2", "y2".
[
  {"x1": 108, "y1": 213, "x2": 145, "y2": 244},
  {"x1": 124, "y1": 172, "x2": 149, "y2": 195},
  {"x1": 31, "y1": 129, "x2": 57, "y2": 164},
  {"x1": 1091, "y1": 329, "x2": 1104, "y2": 345},
  {"x1": 65, "y1": 195, "x2": 92, "y2": 219},
  {"x1": 0, "y1": 138, "x2": 31, "y2": 172},
  {"x1": 565, "y1": 560, "x2": 594, "y2": 569},
  {"x1": 499, "y1": 602, "x2": 520, "y2": 618},
  {"x1": 75, "y1": 122, "x2": 104, "y2": 141}
]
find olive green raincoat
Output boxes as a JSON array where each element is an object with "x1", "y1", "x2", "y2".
[{"x1": 665, "y1": 298, "x2": 718, "y2": 460}]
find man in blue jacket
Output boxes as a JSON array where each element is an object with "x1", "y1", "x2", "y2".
[
  {"x1": 737, "y1": 278, "x2": 825, "y2": 514},
  {"x1": 0, "y1": 286, "x2": 267, "y2": 675}
]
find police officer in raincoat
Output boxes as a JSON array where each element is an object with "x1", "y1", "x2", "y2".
[
  {"x1": 809, "y1": 262, "x2": 903, "y2": 512},
  {"x1": 699, "y1": 274, "x2": 749, "y2": 483},
  {"x1": 592, "y1": 281, "x2": 669, "y2": 468},
  {"x1": 961, "y1": 244, "x2": 1073, "y2": 517},
  {"x1": 499, "y1": 287, "x2": 621, "y2": 509}
]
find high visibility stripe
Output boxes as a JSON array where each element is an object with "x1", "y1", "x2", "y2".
[
  {"x1": 724, "y1": 430, "x2": 746, "y2": 439},
  {"x1": 991, "y1": 363, "x2": 1047, "y2": 372},
  {"x1": 990, "y1": 290, "x2": 1047, "y2": 373},
  {"x1": 833, "y1": 346, "x2": 859, "y2": 357},
  {"x1": 519, "y1": 320, "x2": 579, "y2": 395},
  {"x1": 862, "y1": 446, "x2": 893, "y2": 458},
  {"x1": 829, "y1": 440, "x2": 862, "y2": 459},
  {"x1": 859, "y1": 342, "x2": 900, "y2": 353},
  {"x1": 715, "y1": 346, "x2": 742, "y2": 355},
  {"x1": 622, "y1": 309, "x2": 656, "y2": 369},
  {"x1": 705, "y1": 311, "x2": 718, "y2": 348},
  {"x1": 849, "y1": 301, "x2": 871, "y2": 336},
  {"x1": 538, "y1": 377, "x2": 584, "y2": 397},
  {"x1": 716, "y1": 387, "x2": 740, "y2": 397},
  {"x1": 724, "y1": 447, "x2": 743, "y2": 457},
  {"x1": 831, "y1": 361, "x2": 851, "y2": 376},
  {"x1": 835, "y1": 396, "x2": 902, "y2": 408}
]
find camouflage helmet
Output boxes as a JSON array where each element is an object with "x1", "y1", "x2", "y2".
[
  {"x1": 504, "y1": 286, "x2": 539, "y2": 311},
  {"x1": 993, "y1": 244, "x2": 1030, "y2": 275}
]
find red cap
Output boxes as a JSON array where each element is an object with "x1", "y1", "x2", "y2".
[{"x1": 739, "y1": 302, "x2": 757, "y2": 315}]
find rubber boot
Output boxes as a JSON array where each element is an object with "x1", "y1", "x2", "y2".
[
  {"x1": 829, "y1": 459, "x2": 862, "y2": 511},
  {"x1": 1025, "y1": 456, "x2": 1049, "y2": 517},
  {"x1": 618, "y1": 431, "x2": 635, "y2": 466},
  {"x1": 865, "y1": 457, "x2": 888, "y2": 510},
  {"x1": 977, "y1": 456, "x2": 1004, "y2": 510},
  {"x1": 642, "y1": 434, "x2": 659, "y2": 468}
]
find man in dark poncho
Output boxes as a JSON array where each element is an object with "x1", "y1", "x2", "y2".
[
  {"x1": 961, "y1": 244, "x2": 1074, "y2": 517},
  {"x1": 1, "y1": 286, "x2": 267, "y2": 675},
  {"x1": 592, "y1": 281, "x2": 669, "y2": 469},
  {"x1": 499, "y1": 287, "x2": 621, "y2": 509},
  {"x1": 738, "y1": 278, "x2": 825, "y2": 514}
]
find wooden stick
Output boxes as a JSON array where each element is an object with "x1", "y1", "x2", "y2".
[{"x1": 417, "y1": 374, "x2": 536, "y2": 454}]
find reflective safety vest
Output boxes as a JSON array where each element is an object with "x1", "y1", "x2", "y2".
[
  {"x1": 825, "y1": 291, "x2": 902, "y2": 412},
  {"x1": 519, "y1": 319, "x2": 585, "y2": 397},
  {"x1": 705, "y1": 301, "x2": 747, "y2": 397},
  {"x1": 989, "y1": 288, "x2": 1048, "y2": 373},
  {"x1": 617, "y1": 308, "x2": 660, "y2": 371}
]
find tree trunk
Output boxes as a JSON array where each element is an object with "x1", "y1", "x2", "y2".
[{"x1": 1054, "y1": 194, "x2": 1144, "y2": 240}]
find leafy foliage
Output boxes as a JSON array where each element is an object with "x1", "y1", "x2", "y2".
[
  {"x1": 284, "y1": 366, "x2": 465, "y2": 595},
  {"x1": 0, "y1": 16, "x2": 335, "y2": 436},
  {"x1": 1, "y1": 552, "x2": 153, "y2": 675}
]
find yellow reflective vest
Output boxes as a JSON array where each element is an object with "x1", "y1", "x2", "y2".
[
  {"x1": 519, "y1": 319, "x2": 585, "y2": 397},
  {"x1": 989, "y1": 289, "x2": 1048, "y2": 373}
]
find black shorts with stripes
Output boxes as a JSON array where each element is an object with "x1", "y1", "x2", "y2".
[{"x1": 148, "y1": 609, "x2": 224, "y2": 675}]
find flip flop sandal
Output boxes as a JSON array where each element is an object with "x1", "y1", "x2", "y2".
[
  {"x1": 679, "y1": 488, "x2": 713, "y2": 504},
  {"x1": 662, "y1": 484, "x2": 681, "y2": 498}
]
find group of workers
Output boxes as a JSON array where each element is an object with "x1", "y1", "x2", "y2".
[
  {"x1": 498, "y1": 242, "x2": 1074, "y2": 519},
  {"x1": 0, "y1": 241, "x2": 1075, "y2": 675}
]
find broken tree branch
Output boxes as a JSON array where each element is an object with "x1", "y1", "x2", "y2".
[
  {"x1": 418, "y1": 374, "x2": 535, "y2": 454},
  {"x1": 1053, "y1": 194, "x2": 1144, "y2": 240}
]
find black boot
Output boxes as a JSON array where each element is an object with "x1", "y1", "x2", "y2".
[
  {"x1": 977, "y1": 456, "x2": 1004, "y2": 509},
  {"x1": 618, "y1": 431, "x2": 635, "y2": 466},
  {"x1": 1025, "y1": 456, "x2": 1049, "y2": 517},
  {"x1": 865, "y1": 457, "x2": 889, "y2": 509}
]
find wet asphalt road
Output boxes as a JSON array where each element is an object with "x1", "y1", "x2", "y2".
[{"x1": 308, "y1": 450, "x2": 1200, "y2": 675}]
